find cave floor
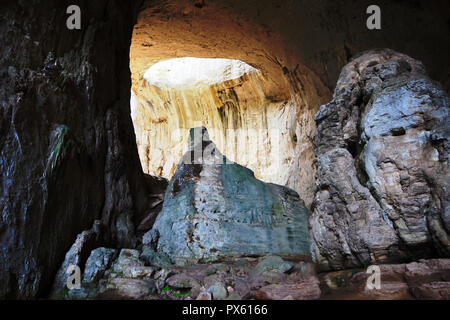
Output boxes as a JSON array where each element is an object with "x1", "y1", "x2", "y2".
[{"x1": 65, "y1": 252, "x2": 450, "y2": 300}]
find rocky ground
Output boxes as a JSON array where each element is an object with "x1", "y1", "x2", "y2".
[{"x1": 57, "y1": 246, "x2": 449, "y2": 300}]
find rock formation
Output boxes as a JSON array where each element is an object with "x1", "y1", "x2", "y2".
[
  {"x1": 320, "y1": 259, "x2": 450, "y2": 300},
  {"x1": 0, "y1": 0, "x2": 449, "y2": 300},
  {"x1": 131, "y1": 57, "x2": 327, "y2": 210},
  {"x1": 0, "y1": 0, "x2": 160, "y2": 299},
  {"x1": 50, "y1": 243, "x2": 450, "y2": 300},
  {"x1": 311, "y1": 49, "x2": 450, "y2": 270},
  {"x1": 148, "y1": 127, "x2": 311, "y2": 264},
  {"x1": 130, "y1": 0, "x2": 450, "y2": 209}
]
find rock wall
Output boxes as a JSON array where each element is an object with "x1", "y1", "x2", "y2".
[
  {"x1": 311, "y1": 49, "x2": 450, "y2": 270},
  {"x1": 130, "y1": 0, "x2": 450, "y2": 208},
  {"x1": 0, "y1": 0, "x2": 158, "y2": 298}
]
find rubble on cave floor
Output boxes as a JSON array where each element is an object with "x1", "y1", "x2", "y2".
[
  {"x1": 59, "y1": 247, "x2": 319, "y2": 300},
  {"x1": 58, "y1": 246, "x2": 450, "y2": 300}
]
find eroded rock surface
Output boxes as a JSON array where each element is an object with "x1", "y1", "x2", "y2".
[
  {"x1": 148, "y1": 127, "x2": 311, "y2": 264},
  {"x1": 320, "y1": 259, "x2": 450, "y2": 300},
  {"x1": 54, "y1": 244, "x2": 449, "y2": 300},
  {"x1": 58, "y1": 248, "x2": 319, "y2": 300},
  {"x1": 311, "y1": 49, "x2": 450, "y2": 270},
  {"x1": 131, "y1": 61, "x2": 326, "y2": 209},
  {"x1": 2, "y1": 0, "x2": 450, "y2": 300}
]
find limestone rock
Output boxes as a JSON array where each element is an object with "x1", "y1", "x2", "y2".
[
  {"x1": 311, "y1": 49, "x2": 450, "y2": 271},
  {"x1": 130, "y1": 0, "x2": 450, "y2": 210},
  {"x1": 140, "y1": 246, "x2": 173, "y2": 268},
  {"x1": 0, "y1": 0, "x2": 156, "y2": 299},
  {"x1": 148, "y1": 127, "x2": 311, "y2": 263},
  {"x1": 83, "y1": 248, "x2": 118, "y2": 283},
  {"x1": 320, "y1": 258, "x2": 450, "y2": 300},
  {"x1": 253, "y1": 256, "x2": 294, "y2": 275},
  {"x1": 49, "y1": 223, "x2": 102, "y2": 299},
  {"x1": 142, "y1": 229, "x2": 160, "y2": 249},
  {"x1": 115, "y1": 249, "x2": 144, "y2": 270},
  {"x1": 101, "y1": 278, "x2": 157, "y2": 300},
  {"x1": 154, "y1": 269, "x2": 176, "y2": 281},
  {"x1": 2, "y1": 0, "x2": 449, "y2": 300},
  {"x1": 166, "y1": 274, "x2": 201, "y2": 290},
  {"x1": 122, "y1": 266, "x2": 156, "y2": 279},
  {"x1": 250, "y1": 275, "x2": 321, "y2": 300},
  {"x1": 207, "y1": 282, "x2": 228, "y2": 300},
  {"x1": 196, "y1": 291, "x2": 212, "y2": 300}
]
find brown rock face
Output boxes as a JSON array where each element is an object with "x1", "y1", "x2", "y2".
[{"x1": 311, "y1": 49, "x2": 450, "y2": 271}]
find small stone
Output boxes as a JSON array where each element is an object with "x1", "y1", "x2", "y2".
[
  {"x1": 205, "y1": 267, "x2": 217, "y2": 276},
  {"x1": 102, "y1": 278, "x2": 157, "y2": 299},
  {"x1": 123, "y1": 266, "x2": 155, "y2": 279},
  {"x1": 196, "y1": 291, "x2": 212, "y2": 300},
  {"x1": 297, "y1": 261, "x2": 316, "y2": 276},
  {"x1": 253, "y1": 256, "x2": 293, "y2": 274},
  {"x1": 116, "y1": 249, "x2": 143, "y2": 270},
  {"x1": 251, "y1": 276, "x2": 321, "y2": 300},
  {"x1": 154, "y1": 269, "x2": 175, "y2": 281},
  {"x1": 233, "y1": 258, "x2": 250, "y2": 266},
  {"x1": 208, "y1": 282, "x2": 228, "y2": 300}
]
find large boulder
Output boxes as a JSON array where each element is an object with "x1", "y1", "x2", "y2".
[
  {"x1": 147, "y1": 127, "x2": 311, "y2": 264},
  {"x1": 311, "y1": 49, "x2": 450, "y2": 270}
]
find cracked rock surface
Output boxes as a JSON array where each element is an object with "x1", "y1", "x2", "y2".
[{"x1": 311, "y1": 49, "x2": 450, "y2": 271}]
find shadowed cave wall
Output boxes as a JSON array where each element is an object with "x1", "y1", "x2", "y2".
[{"x1": 0, "y1": 0, "x2": 448, "y2": 298}]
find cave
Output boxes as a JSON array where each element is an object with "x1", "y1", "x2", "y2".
[
  {"x1": 128, "y1": 6, "x2": 331, "y2": 208},
  {"x1": 130, "y1": 54, "x2": 319, "y2": 205},
  {"x1": 0, "y1": 0, "x2": 449, "y2": 302}
]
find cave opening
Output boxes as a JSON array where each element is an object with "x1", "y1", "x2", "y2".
[
  {"x1": 128, "y1": 4, "x2": 330, "y2": 208},
  {"x1": 130, "y1": 56, "x2": 297, "y2": 188}
]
